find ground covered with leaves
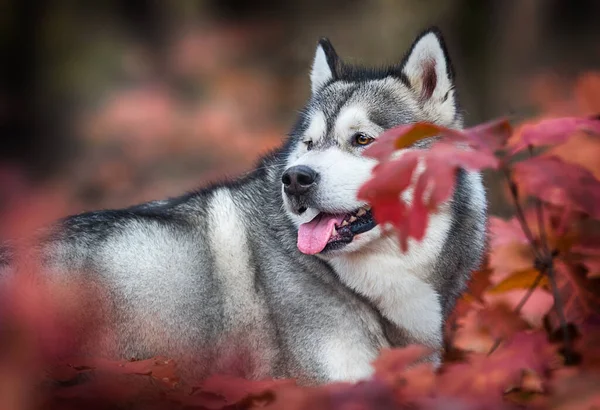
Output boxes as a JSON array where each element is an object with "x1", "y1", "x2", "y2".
[{"x1": 2, "y1": 75, "x2": 600, "y2": 410}]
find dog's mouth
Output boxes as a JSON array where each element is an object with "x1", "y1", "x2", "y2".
[{"x1": 297, "y1": 205, "x2": 377, "y2": 255}]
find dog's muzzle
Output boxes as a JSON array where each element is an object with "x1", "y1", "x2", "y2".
[{"x1": 282, "y1": 165, "x2": 319, "y2": 214}]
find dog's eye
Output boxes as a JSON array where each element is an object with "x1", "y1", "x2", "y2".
[
  {"x1": 304, "y1": 140, "x2": 314, "y2": 151},
  {"x1": 352, "y1": 133, "x2": 374, "y2": 147}
]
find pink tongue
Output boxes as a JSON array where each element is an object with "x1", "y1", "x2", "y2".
[{"x1": 297, "y1": 213, "x2": 344, "y2": 255}]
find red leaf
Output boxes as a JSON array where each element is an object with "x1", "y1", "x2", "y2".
[
  {"x1": 363, "y1": 123, "x2": 448, "y2": 160},
  {"x1": 192, "y1": 375, "x2": 294, "y2": 409},
  {"x1": 477, "y1": 303, "x2": 530, "y2": 340},
  {"x1": 546, "y1": 131, "x2": 600, "y2": 180},
  {"x1": 440, "y1": 332, "x2": 556, "y2": 405},
  {"x1": 509, "y1": 116, "x2": 600, "y2": 155},
  {"x1": 359, "y1": 143, "x2": 497, "y2": 252},
  {"x1": 514, "y1": 156, "x2": 600, "y2": 218},
  {"x1": 546, "y1": 260, "x2": 600, "y2": 331},
  {"x1": 461, "y1": 117, "x2": 513, "y2": 154},
  {"x1": 372, "y1": 345, "x2": 432, "y2": 386},
  {"x1": 466, "y1": 268, "x2": 493, "y2": 303},
  {"x1": 364, "y1": 119, "x2": 512, "y2": 160}
]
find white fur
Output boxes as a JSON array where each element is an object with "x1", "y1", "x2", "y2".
[
  {"x1": 333, "y1": 105, "x2": 384, "y2": 144},
  {"x1": 287, "y1": 147, "x2": 375, "y2": 218},
  {"x1": 320, "y1": 338, "x2": 376, "y2": 382},
  {"x1": 93, "y1": 220, "x2": 208, "y2": 354},
  {"x1": 402, "y1": 33, "x2": 456, "y2": 126},
  {"x1": 466, "y1": 171, "x2": 486, "y2": 213},
  {"x1": 208, "y1": 189, "x2": 261, "y2": 324},
  {"x1": 304, "y1": 110, "x2": 327, "y2": 146},
  {"x1": 311, "y1": 45, "x2": 333, "y2": 95},
  {"x1": 328, "y1": 207, "x2": 451, "y2": 349},
  {"x1": 207, "y1": 189, "x2": 275, "y2": 376}
]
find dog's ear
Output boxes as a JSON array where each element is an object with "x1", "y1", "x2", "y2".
[
  {"x1": 401, "y1": 28, "x2": 459, "y2": 125},
  {"x1": 311, "y1": 38, "x2": 339, "y2": 95}
]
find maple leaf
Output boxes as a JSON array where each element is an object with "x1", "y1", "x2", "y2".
[
  {"x1": 488, "y1": 217, "x2": 536, "y2": 281},
  {"x1": 546, "y1": 260, "x2": 600, "y2": 333},
  {"x1": 372, "y1": 345, "x2": 433, "y2": 387},
  {"x1": 190, "y1": 375, "x2": 294, "y2": 409},
  {"x1": 477, "y1": 303, "x2": 530, "y2": 341},
  {"x1": 466, "y1": 268, "x2": 493, "y2": 303},
  {"x1": 453, "y1": 308, "x2": 496, "y2": 354},
  {"x1": 439, "y1": 331, "x2": 556, "y2": 406},
  {"x1": 508, "y1": 116, "x2": 600, "y2": 155},
  {"x1": 363, "y1": 119, "x2": 512, "y2": 161},
  {"x1": 359, "y1": 142, "x2": 498, "y2": 251},
  {"x1": 514, "y1": 156, "x2": 600, "y2": 219},
  {"x1": 487, "y1": 268, "x2": 548, "y2": 294},
  {"x1": 546, "y1": 131, "x2": 600, "y2": 180},
  {"x1": 453, "y1": 303, "x2": 531, "y2": 354}
]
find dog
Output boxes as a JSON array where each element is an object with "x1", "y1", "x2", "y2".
[{"x1": 1, "y1": 28, "x2": 486, "y2": 384}]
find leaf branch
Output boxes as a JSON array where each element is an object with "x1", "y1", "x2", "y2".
[
  {"x1": 487, "y1": 269, "x2": 545, "y2": 355},
  {"x1": 491, "y1": 146, "x2": 574, "y2": 362}
]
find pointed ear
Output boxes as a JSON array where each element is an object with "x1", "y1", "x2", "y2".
[
  {"x1": 310, "y1": 38, "x2": 339, "y2": 95},
  {"x1": 401, "y1": 28, "x2": 458, "y2": 123}
]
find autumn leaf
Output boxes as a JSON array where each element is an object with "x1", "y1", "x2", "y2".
[
  {"x1": 514, "y1": 156, "x2": 600, "y2": 219},
  {"x1": 453, "y1": 303, "x2": 530, "y2": 354},
  {"x1": 191, "y1": 375, "x2": 294, "y2": 409},
  {"x1": 477, "y1": 303, "x2": 530, "y2": 341},
  {"x1": 488, "y1": 217, "x2": 536, "y2": 281},
  {"x1": 439, "y1": 332, "x2": 556, "y2": 405},
  {"x1": 466, "y1": 268, "x2": 493, "y2": 302},
  {"x1": 487, "y1": 268, "x2": 548, "y2": 294},
  {"x1": 372, "y1": 345, "x2": 432, "y2": 386},
  {"x1": 453, "y1": 308, "x2": 496, "y2": 354},
  {"x1": 364, "y1": 118, "x2": 512, "y2": 160},
  {"x1": 508, "y1": 116, "x2": 600, "y2": 155},
  {"x1": 546, "y1": 260, "x2": 600, "y2": 332},
  {"x1": 359, "y1": 142, "x2": 498, "y2": 251},
  {"x1": 546, "y1": 131, "x2": 600, "y2": 180}
]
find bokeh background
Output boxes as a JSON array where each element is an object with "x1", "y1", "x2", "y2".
[{"x1": 2, "y1": 0, "x2": 600, "y2": 216}]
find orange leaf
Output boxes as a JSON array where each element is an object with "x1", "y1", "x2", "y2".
[
  {"x1": 488, "y1": 268, "x2": 548, "y2": 294},
  {"x1": 393, "y1": 123, "x2": 444, "y2": 149}
]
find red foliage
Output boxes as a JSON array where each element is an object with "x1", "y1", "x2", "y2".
[
  {"x1": 357, "y1": 120, "x2": 508, "y2": 250},
  {"x1": 3, "y1": 71, "x2": 600, "y2": 409}
]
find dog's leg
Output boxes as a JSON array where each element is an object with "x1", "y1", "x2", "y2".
[{"x1": 318, "y1": 337, "x2": 377, "y2": 382}]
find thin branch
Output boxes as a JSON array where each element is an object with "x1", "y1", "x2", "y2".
[
  {"x1": 526, "y1": 146, "x2": 572, "y2": 360},
  {"x1": 487, "y1": 269, "x2": 546, "y2": 356},
  {"x1": 514, "y1": 270, "x2": 546, "y2": 313},
  {"x1": 547, "y1": 263, "x2": 573, "y2": 358},
  {"x1": 528, "y1": 145, "x2": 551, "y2": 256},
  {"x1": 501, "y1": 167, "x2": 542, "y2": 261}
]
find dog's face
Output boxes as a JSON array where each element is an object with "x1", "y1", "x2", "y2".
[{"x1": 282, "y1": 29, "x2": 462, "y2": 257}]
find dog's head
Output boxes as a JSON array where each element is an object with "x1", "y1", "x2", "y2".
[{"x1": 282, "y1": 28, "x2": 462, "y2": 257}]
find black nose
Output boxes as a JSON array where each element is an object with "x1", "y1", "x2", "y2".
[{"x1": 282, "y1": 165, "x2": 318, "y2": 196}]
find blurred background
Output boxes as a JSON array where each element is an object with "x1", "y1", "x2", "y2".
[{"x1": 1, "y1": 0, "x2": 600, "y2": 215}]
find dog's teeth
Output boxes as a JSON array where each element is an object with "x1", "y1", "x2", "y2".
[
  {"x1": 332, "y1": 226, "x2": 337, "y2": 236},
  {"x1": 357, "y1": 208, "x2": 366, "y2": 217},
  {"x1": 341, "y1": 220, "x2": 349, "y2": 227},
  {"x1": 349, "y1": 216, "x2": 357, "y2": 223},
  {"x1": 365, "y1": 206, "x2": 371, "y2": 211}
]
